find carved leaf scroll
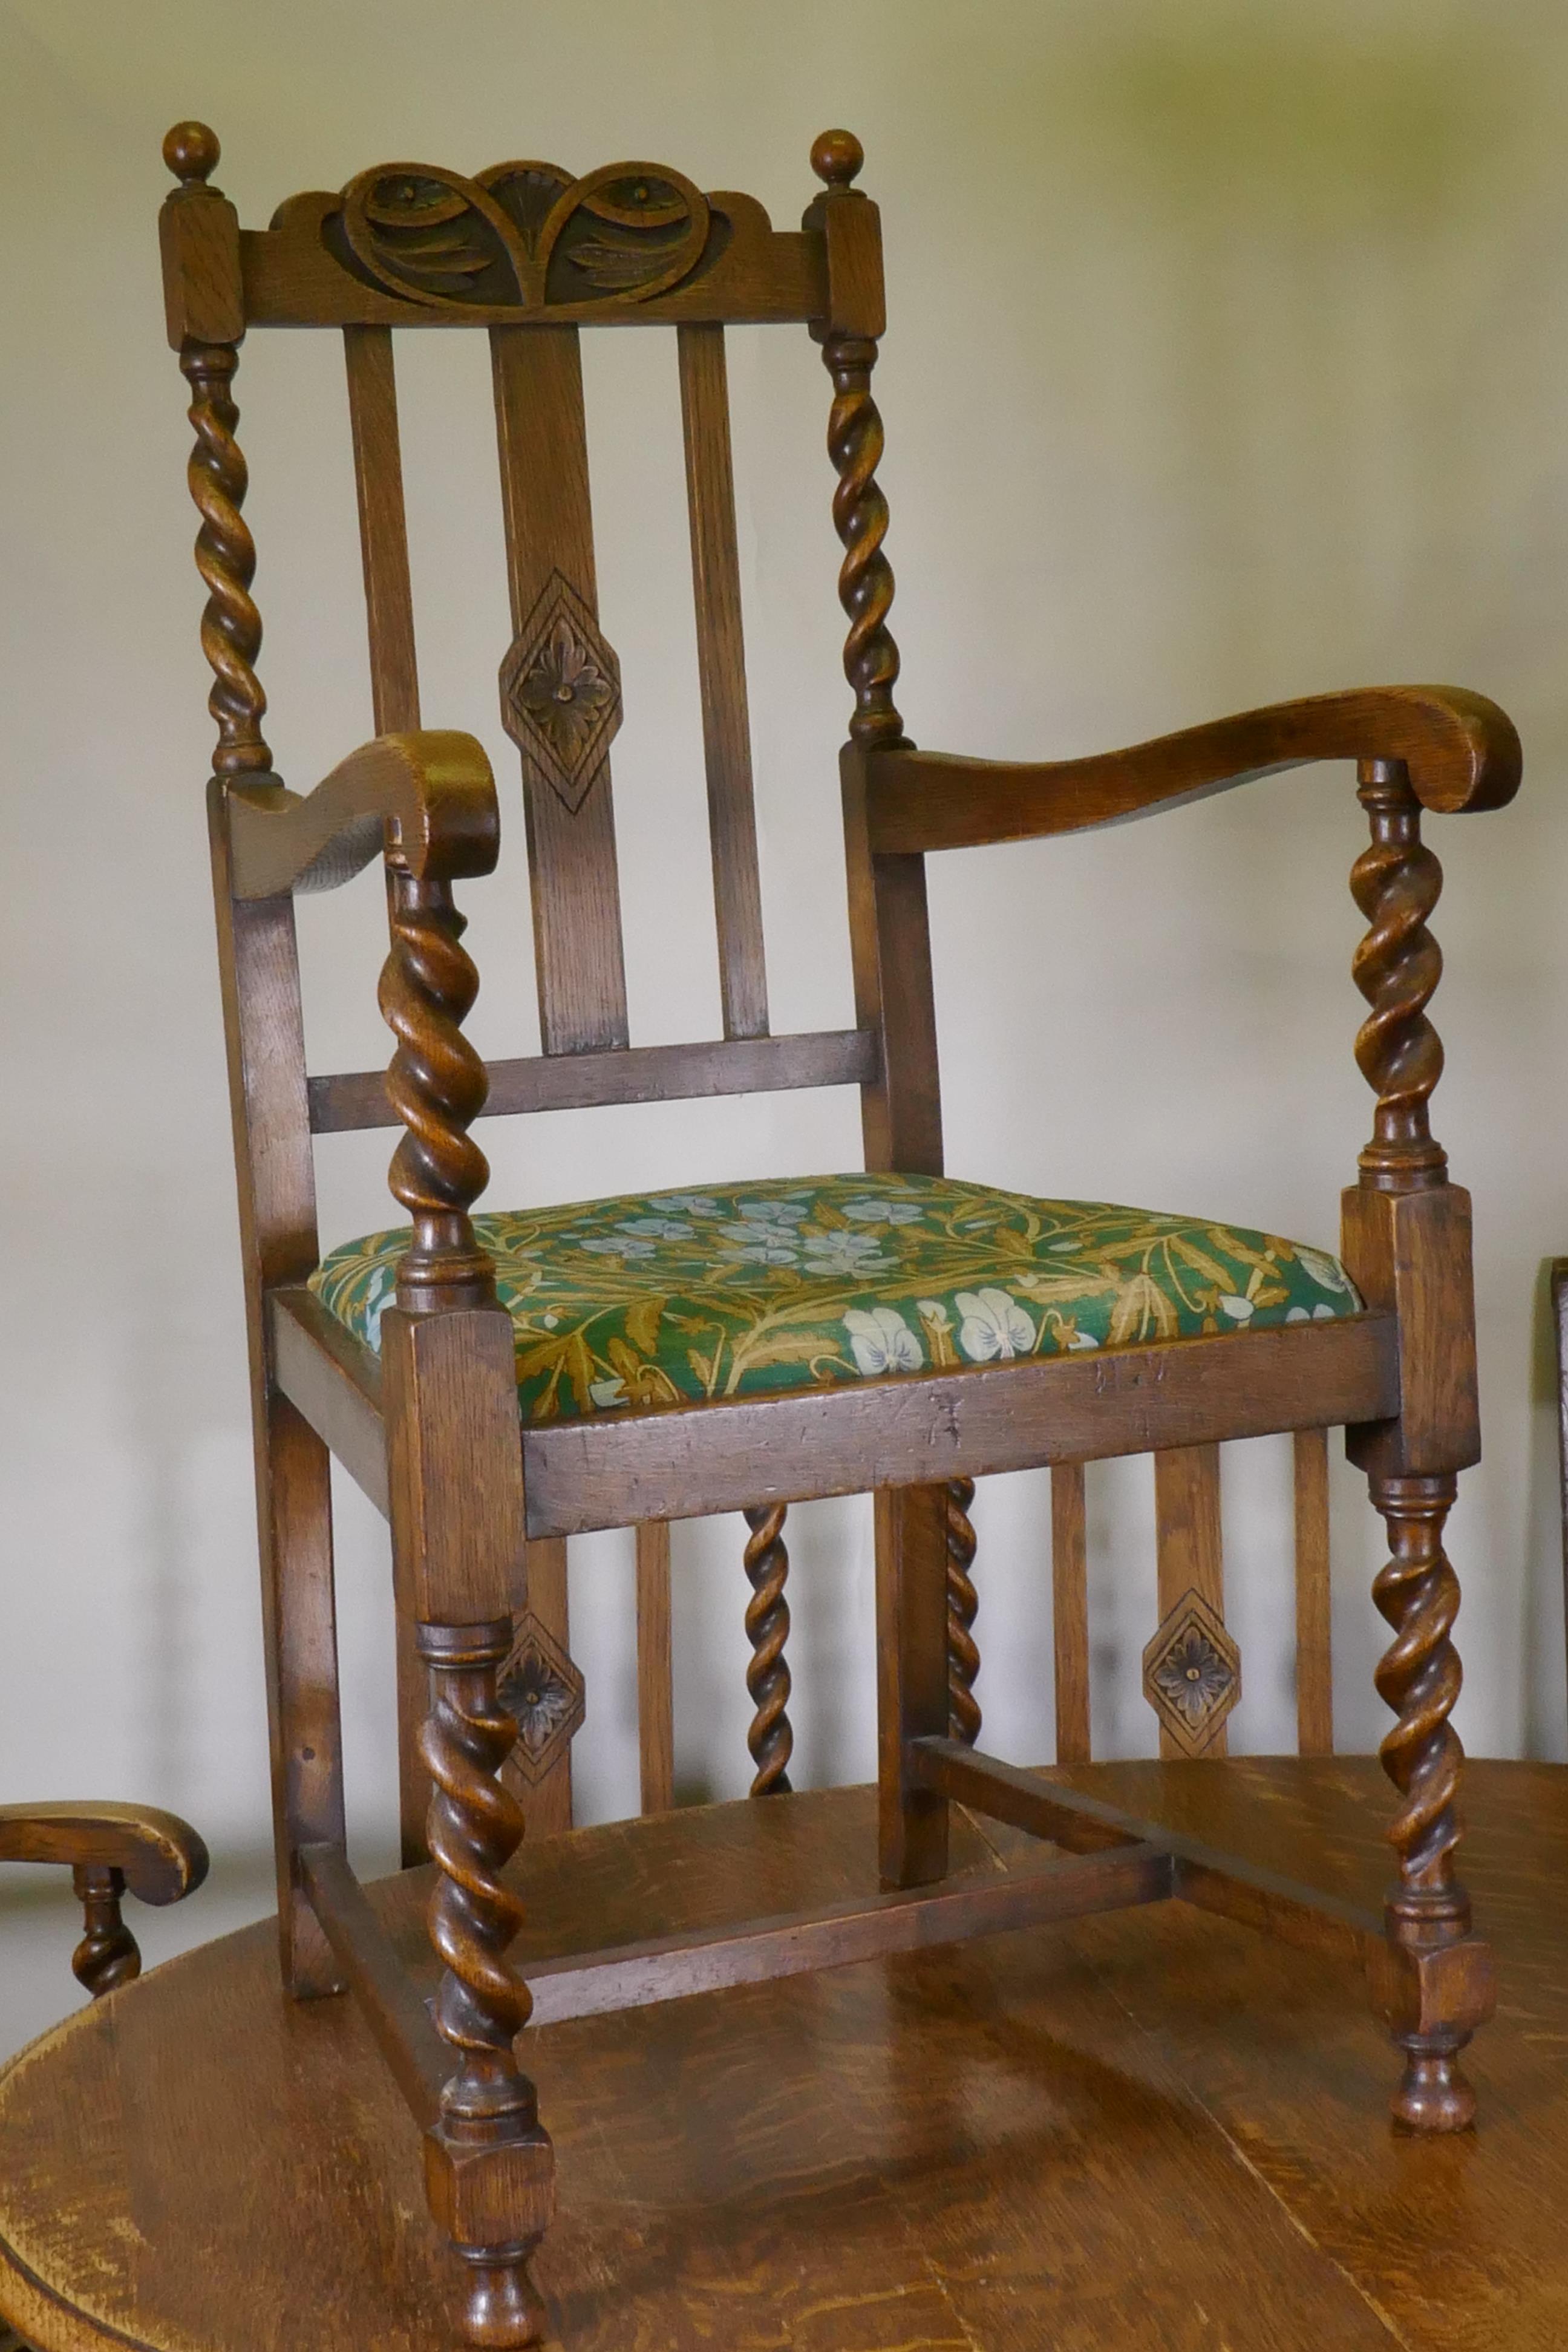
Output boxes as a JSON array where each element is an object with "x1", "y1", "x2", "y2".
[
  {"x1": 327, "y1": 157, "x2": 716, "y2": 315},
  {"x1": 498, "y1": 571, "x2": 622, "y2": 812},
  {"x1": 1141, "y1": 1587, "x2": 1241, "y2": 1757}
]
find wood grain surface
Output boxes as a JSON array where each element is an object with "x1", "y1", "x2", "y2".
[{"x1": 2, "y1": 1759, "x2": 1565, "y2": 2352}]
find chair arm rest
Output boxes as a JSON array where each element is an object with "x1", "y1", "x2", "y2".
[
  {"x1": 0, "y1": 1803, "x2": 210, "y2": 1906},
  {"x1": 224, "y1": 730, "x2": 499, "y2": 901},
  {"x1": 863, "y1": 685, "x2": 1521, "y2": 854}
]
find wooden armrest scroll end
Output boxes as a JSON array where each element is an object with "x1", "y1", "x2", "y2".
[
  {"x1": 0, "y1": 1803, "x2": 210, "y2": 1906},
  {"x1": 224, "y1": 730, "x2": 499, "y2": 900}
]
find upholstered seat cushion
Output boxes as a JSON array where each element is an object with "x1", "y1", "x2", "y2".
[{"x1": 310, "y1": 1172, "x2": 1362, "y2": 1425}]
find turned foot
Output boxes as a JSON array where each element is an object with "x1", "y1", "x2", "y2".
[
  {"x1": 1390, "y1": 2034, "x2": 1476, "y2": 2134},
  {"x1": 454, "y1": 2243, "x2": 548, "y2": 2348}
]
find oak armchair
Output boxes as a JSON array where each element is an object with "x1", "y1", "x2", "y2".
[{"x1": 158, "y1": 119, "x2": 1519, "y2": 2346}]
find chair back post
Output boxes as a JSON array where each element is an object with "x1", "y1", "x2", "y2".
[
  {"x1": 165, "y1": 125, "x2": 554, "y2": 2330},
  {"x1": 808, "y1": 132, "x2": 966, "y2": 1863},
  {"x1": 814, "y1": 133, "x2": 988, "y2": 1757},
  {"x1": 161, "y1": 125, "x2": 350, "y2": 2004},
  {"x1": 1340, "y1": 754, "x2": 1493, "y2": 2132}
]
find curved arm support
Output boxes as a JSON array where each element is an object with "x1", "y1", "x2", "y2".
[
  {"x1": 0, "y1": 1803, "x2": 210, "y2": 1907},
  {"x1": 864, "y1": 687, "x2": 1521, "y2": 855},
  {"x1": 226, "y1": 730, "x2": 500, "y2": 901}
]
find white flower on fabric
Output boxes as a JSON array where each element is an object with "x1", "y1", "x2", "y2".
[
  {"x1": 662, "y1": 1194, "x2": 722, "y2": 1217},
  {"x1": 844, "y1": 1306, "x2": 924, "y2": 1376},
  {"x1": 802, "y1": 1230, "x2": 893, "y2": 1275},
  {"x1": 916, "y1": 1298, "x2": 951, "y2": 1329},
  {"x1": 1218, "y1": 1294, "x2": 1255, "y2": 1322},
  {"x1": 720, "y1": 1220, "x2": 800, "y2": 1265},
  {"x1": 955, "y1": 1288, "x2": 1036, "y2": 1361},
  {"x1": 1313, "y1": 1302, "x2": 1335, "y2": 1320},
  {"x1": 841, "y1": 1197, "x2": 924, "y2": 1225},
  {"x1": 618, "y1": 1216, "x2": 693, "y2": 1240},
  {"x1": 1065, "y1": 1328, "x2": 1101, "y2": 1350},
  {"x1": 588, "y1": 1376, "x2": 629, "y2": 1408},
  {"x1": 578, "y1": 1236, "x2": 656, "y2": 1258},
  {"x1": 364, "y1": 1265, "x2": 396, "y2": 1351},
  {"x1": 1296, "y1": 1246, "x2": 1353, "y2": 1297},
  {"x1": 736, "y1": 1198, "x2": 809, "y2": 1224},
  {"x1": 1286, "y1": 1307, "x2": 1308, "y2": 1323}
]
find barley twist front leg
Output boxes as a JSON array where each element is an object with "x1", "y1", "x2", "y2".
[
  {"x1": 1368, "y1": 1475, "x2": 1480, "y2": 2130},
  {"x1": 418, "y1": 1621, "x2": 552, "y2": 2348}
]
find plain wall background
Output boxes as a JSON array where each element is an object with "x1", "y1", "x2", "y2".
[{"x1": 4, "y1": 0, "x2": 1567, "y2": 2029}]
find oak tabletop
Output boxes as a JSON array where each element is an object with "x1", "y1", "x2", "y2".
[{"x1": 2, "y1": 1756, "x2": 1565, "y2": 2351}]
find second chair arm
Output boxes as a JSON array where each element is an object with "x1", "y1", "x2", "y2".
[
  {"x1": 0, "y1": 1801, "x2": 210, "y2": 1904},
  {"x1": 862, "y1": 685, "x2": 1521, "y2": 855},
  {"x1": 0, "y1": 1802, "x2": 210, "y2": 1999},
  {"x1": 224, "y1": 730, "x2": 499, "y2": 901}
]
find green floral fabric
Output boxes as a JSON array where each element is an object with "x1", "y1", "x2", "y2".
[{"x1": 310, "y1": 1173, "x2": 1362, "y2": 1425}]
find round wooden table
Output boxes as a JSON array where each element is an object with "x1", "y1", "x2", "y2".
[{"x1": 1, "y1": 1757, "x2": 1565, "y2": 2351}]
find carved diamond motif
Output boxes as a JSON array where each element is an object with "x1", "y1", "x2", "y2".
[
  {"x1": 1141, "y1": 1587, "x2": 1241, "y2": 1758},
  {"x1": 498, "y1": 570, "x2": 622, "y2": 812},
  {"x1": 497, "y1": 1610, "x2": 586, "y2": 1788}
]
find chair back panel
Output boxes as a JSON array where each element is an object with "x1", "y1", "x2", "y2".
[{"x1": 247, "y1": 155, "x2": 851, "y2": 1093}]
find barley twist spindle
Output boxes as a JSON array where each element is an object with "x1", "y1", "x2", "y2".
[
  {"x1": 1351, "y1": 762, "x2": 1446, "y2": 1190},
  {"x1": 179, "y1": 342, "x2": 273, "y2": 778},
  {"x1": 380, "y1": 876, "x2": 497, "y2": 1312},
  {"x1": 944, "y1": 1477, "x2": 981, "y2": 1745},
  {"x1": 417, "y1": 1620, "x2": 549, "y2": 2346},
  {"x1": 742, "y1": 1503, "x2": 793, "y2": 1794},
  {"x1": 70, "y1": 1865, "x2": 140, "y2": 1998},
  {"x1": 820, "y1": 319, "x2": 909, "y2": 750}
]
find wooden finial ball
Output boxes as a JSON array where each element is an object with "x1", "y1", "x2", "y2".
[
  {"x1": 811, "y1": 129, "x2": 864, "y2": 189},
  {"x1": 164, "y1": 122, "x2": 220, "y2": 185}
]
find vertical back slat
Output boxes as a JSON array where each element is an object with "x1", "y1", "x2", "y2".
[
  {"x1": 1293, "y1": 1428, "x2": 1334, "y2": 1754},
  {"x1": 490, "y1": 324, "x2": 630, "y2": 1054},
  {"x1": 343, "y1": 326, "x2": 420, "y2": 733},
  {"x1": 1148, "y1": 1445, "x2": 1235, "y2": 1759},
  {"x1": 635, "y1": 1521, "x2": 675, "y2": 1813},
  {"x1": 1051, "y1": 1463, "x2": 1091, "y2": 1763},
  {"x1": 677, "y1": 323, "x2": 769, "y2": 1040}
]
